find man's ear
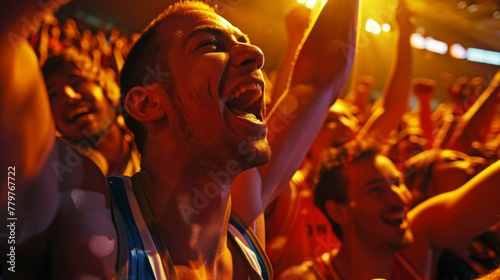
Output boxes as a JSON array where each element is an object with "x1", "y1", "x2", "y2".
[
  {"x1": 124, "y1": 86, "x2": 165, "y2": 121},
  {"x1": 325, "y1": 200, "x2": 350, "y2": 225}
]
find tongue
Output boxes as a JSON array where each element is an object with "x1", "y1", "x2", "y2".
[
  {"x1": 231, "y1": 109, "x2": 259, "y2": 122},
  {"x1": 69, "y1": 112, "x2": 92, "y2": 123}
]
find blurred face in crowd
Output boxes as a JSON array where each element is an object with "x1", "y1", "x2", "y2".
[
  {"x1": 397, "y1": 127, "x2": 427, "y2": 160},
  {"x1": 47, "y1": 70, "x2": 116, "y2": 143},
  {"x1": 155, "y1": 9, "x2": 269, "y2": 169},
  {"x1": 345, "y1": 155, "x2": 413, "y2": 251},
  {"x1": 311, "y1": 100, "x2": 358, "y2": 159},
  {"x1": 426, "y1": 150, "x2": 487, "y2": 196}
]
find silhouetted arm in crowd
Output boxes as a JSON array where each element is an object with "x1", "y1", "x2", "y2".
[
  {"x1": 408, "y1": 159, "x2": 500, "y2": 258},
  {"x1": 0, "y1": 3, "x2": 55, "y2": 177},
  {"x1": 358, "y1": 1, "x2": 413, "y2": 141},
  {"x1": 0, "y1": 1, "x2": 116, "y2": 278},
  {"x1": 445, "y1": 70, "x2": 500, "y2": 154},
  {"x1": 267, "y1": 5, "x2": 311, "y2": 109},
  {"x1": 412, "y1": 77, "x2": 437, "y2": 149},
  {"x1": 345, "y1": 75, "x2": 375, "y2": 124},
  {"x1": 433, "y1": 76, "x2": 470, "y2": 149}
]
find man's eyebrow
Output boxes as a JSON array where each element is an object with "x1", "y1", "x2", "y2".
[
  {"x1": 363, "y1": 178, "x2": 390, "y2": 189},
  {"x1": 365, "y1": 174, "x2": 402, "y2": 188},
  {"x1": 183, "y1": 26, "x2": 250, "y2": 47}
]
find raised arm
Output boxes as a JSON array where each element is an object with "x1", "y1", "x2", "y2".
[
  {"x1": 357, "y1": 0, "x2": 413, "y2": 141},
  {"x1": 0, "y1": 1, "x2": 61, "y2": 243},
  {"x1": 344, "y1": 75, "x2": 375, "y2": 124},
  {"x1": 409, "y1": 159, "x2": 500, "y2": 250},
  {"x1": 261, "y1": 0, "x2": 359, "y2": 203},
  {"x1": 0, "y1": 3, "x2": 116, "y2": 278},
  {"x1": 0, "y1": 2, "x2": 57, "y2": 185},
  {"x1": 412, "y1": 78, "x2": 437, "y2": 149},
  {"x1": 267, "y1": 5, "x2": 311, "y2": 110},
  {"x1": 444, "y1": 70, "x2": 500, "y2": 154},
  {"x1": 231, "y1": 0, "x2": 360, "y2": 241}
]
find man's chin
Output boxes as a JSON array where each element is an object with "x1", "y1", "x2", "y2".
[
  {"x1": 235, "y1": 141, "x2": 271, "y2": 170},
  {"x1": 251, "y1": 150, "x2": 271, "y2": 168},
  {"x1": 390, "y1": 242, "x2": 411, "y2": 251},
  {"x1": 63, "y1": 130, "x2": 104, "y2": 147},
  {"x1": 390, "y1": 230, "x2": 414, "y2": 251}
]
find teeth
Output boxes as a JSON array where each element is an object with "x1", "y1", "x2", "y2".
[
  {"x1": 68, "y1": 107, "x2": 90, "y2": 121},
  {"x1": 229, "y1": 83, "x2": 262, "y2": 101},
  {"x1": 393, "y1": 212, "x2": 405, "y2": 219},
  {"x1": 385, "y1": 212, "x2": 405, "y2": 220}
]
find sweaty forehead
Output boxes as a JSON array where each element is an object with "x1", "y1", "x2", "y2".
[
  {"x1": 350, "y1": 155, "x2": 400, "y2": 186},
  {"x1": 163, "y1": 10, "x2": 247, "y2": 41}
]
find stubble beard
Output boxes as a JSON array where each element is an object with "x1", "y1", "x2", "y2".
[
  {"x1": 186, "y1": 134, "x2": 271, "y2": 175},
  {"x1": 388, "y1": 228, "x2": 413, "y2": 251}
]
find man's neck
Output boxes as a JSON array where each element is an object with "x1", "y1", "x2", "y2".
[
  {"x1": 135, "y1": 160, "x2": 235, "y2": 278},
  {"x1": 333, "y1": 234, "x2": 395, "y2": 279}
]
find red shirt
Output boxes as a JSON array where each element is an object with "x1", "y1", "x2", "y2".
[{"x1": 265, "y1": 170, "x2": 341, "y2": 276}]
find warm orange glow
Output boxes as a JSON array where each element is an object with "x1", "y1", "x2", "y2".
[{"x1": 457, "y1": 1, "x2": 468, "y2": 9}]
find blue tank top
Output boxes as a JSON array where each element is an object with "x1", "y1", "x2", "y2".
[{"x1": 107, "y1": 176, "x2": 272, "y2": 280}]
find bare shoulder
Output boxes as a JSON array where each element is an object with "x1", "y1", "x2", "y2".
[
  {"x1": 49, "y1": 141, "x2": 118, "y2": 278},
  {"x1": 0, "y1": 141, "x2": 117, "y2": 278}
]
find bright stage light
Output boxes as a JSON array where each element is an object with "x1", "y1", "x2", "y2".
[
  {"x1": 424, "y1": 37, "x2": 448, "y2": 54},
  {"x1": 450, "y1": 44, "x2": 467, "y2": 59},
  {"x1": 305, "y1": 0, "x2": 316, "y2": 8},
  {"x1": 410, "y1": 33, "x2": 425, "y2": 49},
  {"x1": 467, "y1": 48, "x2": 500, "y2": 66},
  {"x1": 382, "y1": 23, "x2": 391, "y2": 32},
  {"x1": 365, "y1": 18, "x2": 381, "y2": 34}
]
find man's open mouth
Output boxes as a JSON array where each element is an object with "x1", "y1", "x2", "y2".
[
  {"x1": 382, "y1": 211, "x2": 407, "y2": 228},
  {"x1": 226, "y1": 83, "x2": 263, "y2": 122},
  {"x1": 66, "y1": 106, "x2": 94, "y2": 123},
  {"x1": 383, "y1": 218, "x2": 404, "y2": 228}
]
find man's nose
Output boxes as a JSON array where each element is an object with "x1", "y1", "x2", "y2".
[
  {"x1": 390, "y1": 185, "x2": 411, "y2": 207},
  {"x1": 231, "y1": 43, "x2": 265, "y2": 72}
]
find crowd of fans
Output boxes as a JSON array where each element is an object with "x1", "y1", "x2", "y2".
[{"x1": 2, "y1": 0, "x2": 500, "y2": 279}]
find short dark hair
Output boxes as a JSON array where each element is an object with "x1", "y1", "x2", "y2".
[
  {"x1": 404, "y1": 149, "x2": 440, "y2": 208},
  {"x1": 314, "y1": 139, "x2": 381, "y2": 239},
  {"x1": 120, "y1": 1, "x2": 216, "y2": 154}
]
